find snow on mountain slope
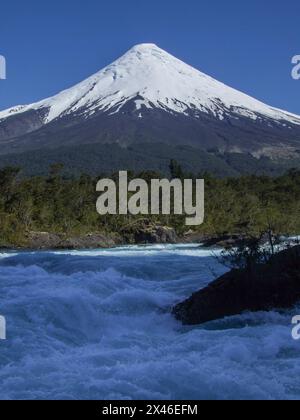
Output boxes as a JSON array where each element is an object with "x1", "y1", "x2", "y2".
[{"x1": 1, "y1": 43, "x2": 300, "y2": 127}]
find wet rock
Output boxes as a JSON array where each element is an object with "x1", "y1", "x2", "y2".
[
  {"x1": 200, "y1": 233, "x2": 278, "y2": 249},
  {"x1": 173, "y1": 246, "x2": 300, "y2": 325},
  {"x1": 201, "y1": 235, "x2": 246, "y2": 248}
]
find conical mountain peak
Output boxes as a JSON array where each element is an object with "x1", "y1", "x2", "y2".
[{"x1": 1, "y1": 44, "x2": 300, "y2": 128}]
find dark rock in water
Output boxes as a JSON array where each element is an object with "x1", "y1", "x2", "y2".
[
  {"x1": 201, "y1": 234, "x2": 245, "y2": 248},
  {"x1": 200, "y1": 233, "x2": 278, "y2": 249},
  {"x1": 173, "y1": 246, "x2": 300, "y2": 325},
  {"x1": 200, "y1": 234, "x2": 266, "y2": 249},
  {"x1": 179, "y1": 232, "x2": 251, "y2": 247}
]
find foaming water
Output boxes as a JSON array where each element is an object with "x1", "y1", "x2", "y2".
[{"x1": 0, "y1": 244, "x2": 299, "y2": 400}]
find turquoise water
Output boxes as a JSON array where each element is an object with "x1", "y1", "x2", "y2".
[{"x1": 0, "y1": 244, "x2": 299, "y2": 400}]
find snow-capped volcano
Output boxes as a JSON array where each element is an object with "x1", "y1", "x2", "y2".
[
  {"x1": 1, "y1": 43, "x2": 300, "y2": 159},
  {"x1": 2, "y1": 43, "x2": 300, "y2": 124}
]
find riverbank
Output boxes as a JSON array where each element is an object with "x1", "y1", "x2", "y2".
[
  {"x1": 1, "y1": 224, "x2": 204, "y2": 250},
  {"x1": 0, "y1": 226, "x2": 176, "y2": 250},
  {"x1": 0, "y1": 169, "x2": 300, "y2": 252},
  {"x1": 1, "y1": 228, "x2": 299, "y2": 251}
]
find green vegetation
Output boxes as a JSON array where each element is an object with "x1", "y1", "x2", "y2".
[{"x1": 0, "y1": 163, "x2": 299, "y2": 248}]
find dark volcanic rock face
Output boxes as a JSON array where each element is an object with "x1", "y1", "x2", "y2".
[
  {"x1": 173, "y1": 246, "x2": 300, "y2": 325},
  {"x1": 1, "y1": 105, "x2": 300, "y2": 158},
  {"x1": 0, "y1": 108, "x2": 48, "y2": 146}
]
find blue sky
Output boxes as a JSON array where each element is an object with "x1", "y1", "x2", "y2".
[{"x1": 0, "y1": 0, "x2": 300, "y2": 113}]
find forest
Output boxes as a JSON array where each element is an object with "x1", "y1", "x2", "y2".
[{"x1": 0, "y1": 162, "x2": 299, "y2": 247}]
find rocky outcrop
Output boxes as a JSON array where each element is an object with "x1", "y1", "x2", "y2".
[
  {"x1": 25, "y1": 232, "x2": 62, "y2": 249},
  {"x1": 173, "y1": 246, "x2": 300, "y2": 325},
  {"x1": 201, "y1": 234, "x2": 246, "y2": 248},
  {"x1": 200, "y1": 233, "x2": 280, "y2": 248},
  {"x1": 179, "y1": 231, "x2": 206, "y2": 244},
  {"x1": 134, "y1": 226, "x2": 177, "y2": 244},
  {"x1": 25, "y1": 231, "x2": 122, "y2": 250},
  {"x1": 180, "y1": 232, "x2": 257, "y2": 247},
  {"x1": 121, "y1": 221, "x2": 177, "y2": 244},
  {"x1": 24, "y1": 224, "x2": 177, "y2": 249}
]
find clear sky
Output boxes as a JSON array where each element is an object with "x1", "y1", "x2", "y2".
[{"x1": 0, "y1": 0, "x2": 300, "y2": 114}]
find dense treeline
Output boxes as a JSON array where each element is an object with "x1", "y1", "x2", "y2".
[
  {"x1": 1, "y1": 142, "x2": 300, "y2": 178},
  {"x1": 0, "y1": 163, "x2": 299, "y2": 247}
]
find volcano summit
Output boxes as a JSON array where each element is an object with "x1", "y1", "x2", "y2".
[{"x1": 0, "y1": 44, "x2": 300, "y2": 174}]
